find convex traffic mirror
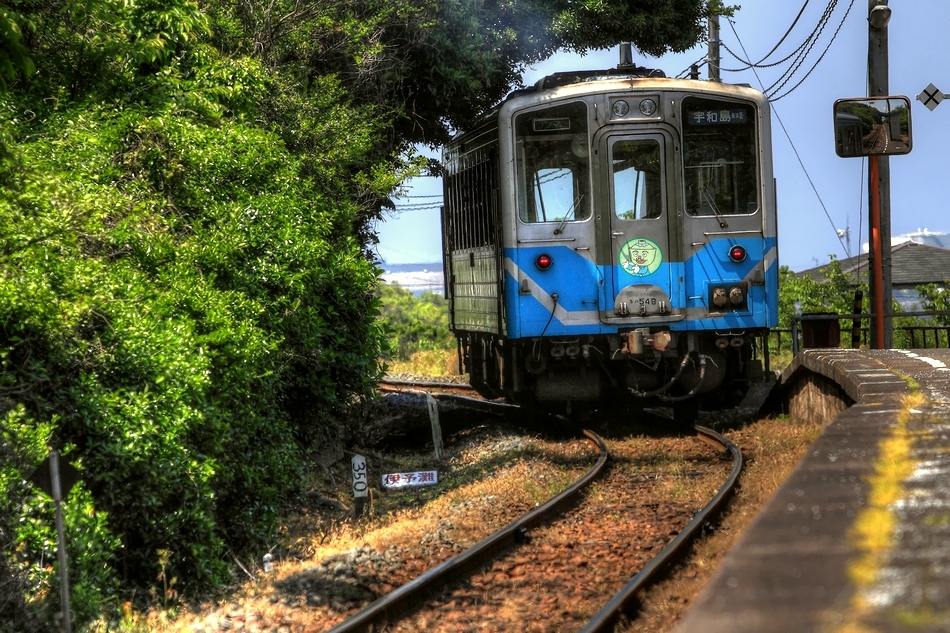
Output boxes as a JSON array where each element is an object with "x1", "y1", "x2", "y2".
[{"x1": 833, "y1": 96, "x2": 912, "y2": 158}]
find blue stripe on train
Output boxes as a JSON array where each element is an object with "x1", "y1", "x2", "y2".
[{"x1": 503, "y1": 238, "x2": 777, "y2": 339}]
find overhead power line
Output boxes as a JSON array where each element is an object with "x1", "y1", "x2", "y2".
[
  {"x1": 726, "y1": 18, "x2": 851, "y2": 261},
  {"x1": 720, "y1": 0, "x2": 812, "y2": 71},
  {"x1": 765, "y1": 0, "x2": 854, "y2": 101},
  {"x1": 392, "y1": 202, "x2": 443, "y2": 213},
  {"x1": 720, "y1": 0, "x2": 855, "y2": 102}
]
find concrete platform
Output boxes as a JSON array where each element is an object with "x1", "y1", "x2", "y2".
[{"x1": 676, "y1": 349, "x2": 950, "y2": 633}]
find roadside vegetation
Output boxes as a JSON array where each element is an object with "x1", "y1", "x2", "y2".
[
  {"x1": 775, "y1": 257, "x2": 950, "y2": 368},
  {"x1": 377, "y1": 283, "x2": 456, "y2": 375},
  {"x1": 0, "y1": 0, "x2": 730, "y2": 629}
]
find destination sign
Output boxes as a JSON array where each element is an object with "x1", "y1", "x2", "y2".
[{"x1": 688, "y1": 109, "x2": 749, "y2": 125}]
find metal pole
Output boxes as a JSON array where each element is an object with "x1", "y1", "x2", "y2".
[
  {"x1": 851, "y1": 290, "x2": 864, "y2": 348},
  {"x1": 50, "y1": 451, "x2": 72, "y2": 633},
  {"x1": 708, "y1": 14, "x2": 721, "y2": 82},
  {"x1": 869, "y1": 156, "x2": 886, "y2": 349},
  {"x1": 792, "y1": 317, "x2": 800, "y2": 356},
  {"x1": 868, "y1": 0, "x2": 892, "y2": 347}
]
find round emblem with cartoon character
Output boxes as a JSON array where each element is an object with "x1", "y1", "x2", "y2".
[{"x1": 619, "y1": 238, "x2": 663, "y2": 276}]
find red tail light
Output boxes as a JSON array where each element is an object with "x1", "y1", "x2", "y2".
[
  {"x1": 535, "y1": 254, "x2": 553, "y2": 270},
  {"x1": 728, "y1": 245, "x2": 747, "y2": 263}
]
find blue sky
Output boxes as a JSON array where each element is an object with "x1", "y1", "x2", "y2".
[{"x1": 375, "y1": 0, "x2": 950, "y2": 271}]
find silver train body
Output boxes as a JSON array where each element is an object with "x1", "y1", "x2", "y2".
[{"x1": 440, "y1": 66, "x2": 779, "y2": 416}]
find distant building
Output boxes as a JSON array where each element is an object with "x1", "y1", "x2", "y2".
[
  {"x1": 798, "y1": 240, "x2": 950, "y2": 309},
  {"x1": 861, "y1": 228, "x2": 950, "y2": 252}
]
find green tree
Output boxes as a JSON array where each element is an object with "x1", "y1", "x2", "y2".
[
  {"x1": 0, "y1": 8, "x2": 34, "y2": 92},
  {"x1": 218, "y1": 0, "x2": 732, "y2": 147},
  {"x1": 378, "y1": 283, "x2": 453, "y2": 360},
  {"x1": 0, "y1": 3, "x2": 390, "y2": 621},
  {"x1": 916, "y1": 283, "x2": 950, "y2": 325},
  {"x1": 778, "y1": 257, "x2": 861, "y2": 328}
]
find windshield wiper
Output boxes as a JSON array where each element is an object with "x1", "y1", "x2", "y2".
[
  {"x1": 554, "y1": 195, "x2": 583, "y2": 235},
  {"x1": 702, "y1": 188, "x2": 728, "y2": 228}
]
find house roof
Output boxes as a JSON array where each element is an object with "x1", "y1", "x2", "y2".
[{"x1": 796, "y1": 241, "x2": 950, "y2": 287}]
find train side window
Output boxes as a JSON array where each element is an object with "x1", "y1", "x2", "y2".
[
  {"x1": 515, "y1": 102, "x2": 591, "y2": 224},
  {"x1": 611, "y1": 139, "x2": 662, "y2": 220},
  {"x1": 682, "y1": 97, "x2": 759, "y2": 217}
]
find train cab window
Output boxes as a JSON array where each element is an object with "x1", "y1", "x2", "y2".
[
  {"x1": 611, "y1": 139, "x2": 663, "y2": 220},
  {"x1": 682, "y1": 97, "x2": 759, "y2": 217},
  {"x1": 515, "y1": 102, "x2": 591, "y2": 225}
]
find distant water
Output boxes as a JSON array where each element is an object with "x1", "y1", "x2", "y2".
[{"x1": 379, "y1": 262, "x2": 444, "y2": 295}]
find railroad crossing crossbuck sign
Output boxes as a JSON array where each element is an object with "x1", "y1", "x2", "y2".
[{"x1": 917, "y1": 83, "x2": 944, "y2": 111}]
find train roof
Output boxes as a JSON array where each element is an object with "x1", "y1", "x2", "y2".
[
  {"x1": 532, "y1": 65, "x2": 667, "y2": 90},
  {"x1": 449, "y1": 66, "x2": 765, "y2": 142},
  {"x1": 502, "y1": 64, "x2": 757, "y2": 103}
]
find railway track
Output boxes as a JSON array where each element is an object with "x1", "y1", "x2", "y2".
[
  {"x1": 379, "y1": 378, "x2": 479, "y2": 396},
  {"x1": 378, "y1": 377, "x2": 520, "y2": 414},
  {"x1": 328, "y1": 400, "x2": 743, "y2": 632}
]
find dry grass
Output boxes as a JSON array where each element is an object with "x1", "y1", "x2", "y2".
[
  {"x1": 619, "y1": 414, "x2": 826, "y2": 632},
  {"x1": 306, "y1": 457, "x2": 585, "y2": 561},
  {"x1": 148, "y1": 430, "x2": 593, "y2": 632},
  {"x1": 136, "y1": 413, "x2": 824, "y2": 633},
  {"x1": 385, "y1": 349, "x2": 461, "y2": 377}
]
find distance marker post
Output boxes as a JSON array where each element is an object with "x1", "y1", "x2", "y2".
[{"x1": 351, "y1": 454, "x2": 369, "y2": 517}]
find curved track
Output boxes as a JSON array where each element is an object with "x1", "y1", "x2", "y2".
[
  {"x1": 380, "y1": 378, "x2": 479, "y2": 395},
  {"x1": 335, "y1": 380, "x2": 745, "y2": 631},
  {"x1": 326, "y1": 429, "x2": 610, "y2": 633},
  {"x1": 581, "y1": 425, "x2": 742, "y2": 632}
]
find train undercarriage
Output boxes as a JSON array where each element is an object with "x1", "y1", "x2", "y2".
[{"x1": 458, "y1": 329, "x2": 769, "y2": 419}]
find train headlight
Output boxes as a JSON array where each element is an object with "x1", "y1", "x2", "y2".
[
  {"x1": 711, "y1": 286, "x2": 728, "y2": 307},
  {"x1": 728, "y1": 245, "x2": 747, "y2": 263},
  {"x1": 612, "y1": 100, "x2": 630, "y2": 117},
  {"x1": 729, "y1": 286, "x2": 745, "y2": 305},
  {"x1": 639, "y1": 99, "x2": 658, "y2": 116},
  {"x1": 535, "y1": 253, "x2": 553, "y2": 270}
]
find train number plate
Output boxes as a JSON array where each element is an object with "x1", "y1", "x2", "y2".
[{"x1": 614, "y1": 284, "x2": 673, "y2": 317}]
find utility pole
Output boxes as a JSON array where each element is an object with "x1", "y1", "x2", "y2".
[
  {"x1": 868, "y1": 0, "x2": 893, "y2": 348},
  {"x1": 708, "y1": 14, "x2": 721, "y2": 82}
]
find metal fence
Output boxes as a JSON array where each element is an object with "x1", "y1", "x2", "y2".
[{"x1": 773, "y1": 311, "x2": 950, "y2": 356}]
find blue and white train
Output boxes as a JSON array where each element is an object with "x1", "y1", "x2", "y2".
[{"x1": 440, "y1": 57, "x2": 778, "y2": 419}]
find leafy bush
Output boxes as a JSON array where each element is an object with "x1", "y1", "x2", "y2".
[
  {"x1": 1, "y1": 59, "x2": 387, "y2": 630},
  {"x1": 378, "y1": 283, "x2": 454, "y2": 361},
  {"x1": 777, "y1": 258, "x2": 862, "y2": 328},
  {"x1": 917, "y1": 283, "x2": 950, "y2": 324}
]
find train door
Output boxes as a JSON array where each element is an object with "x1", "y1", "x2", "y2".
[{"x1": 595, "y1": 129, "x2": 683, "y2": 324}]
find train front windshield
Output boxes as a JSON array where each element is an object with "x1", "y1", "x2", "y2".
[
  {"x1": 682, "y1": 97, "x2": 759, "y2": 217},
  {"x1": 514, "y1": 102, "x2": 591, "y2": 225}
]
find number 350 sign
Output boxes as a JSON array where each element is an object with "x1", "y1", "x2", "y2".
[
  {"x1": 351, "y1": 455, "x2": 369, "y2": 517},
  {"x1": 351, "y1": 455, "x2": 369, "y2": 499}
]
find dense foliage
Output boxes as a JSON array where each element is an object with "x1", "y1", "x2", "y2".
[
  {"x1": 378, "y1": 283, "x2": 453, "y2": 360},
  {"x1": 777, "y1": 258, "x2": 860, "y2": 329},
  {"x1": 0, "y1": 0, "x2": 725, "y2": 627},
  {"x1": 916, "y1": 284, "x2": 950, "y2": 325},
  {"x1": 777, "y1": 257, "x2": 950, "y2": 352},
  {"x1": 213, "y1": 0, "x2": 732, "y2": 147}
]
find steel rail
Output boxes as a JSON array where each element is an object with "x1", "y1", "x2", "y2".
[
  {"x1": 579, "y1": 425, "x2": 743, "y2": 633},
  {"x1": 326, "y1": 429, "x2": 609, "y2": 633},
  {"x1": 379, "y1": 384, "x2": 520, "y2": 414},
  {"x1": 379, "y1": 378, "x2": 477, "y2": 392}
]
